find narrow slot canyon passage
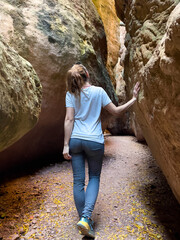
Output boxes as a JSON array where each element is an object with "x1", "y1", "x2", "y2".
[
  {"x1": 0, "y1": 135, "x2": 180, "y2": 240},
  {"x1": 0, "y1": 0, "x2": 180, "y2": 239}
]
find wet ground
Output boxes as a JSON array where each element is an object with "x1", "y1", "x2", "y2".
[{"x1": 0, "y1": 135, "x2": 180, "y2": 240}]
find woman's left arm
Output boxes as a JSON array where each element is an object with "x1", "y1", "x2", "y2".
[
  {"x1": 104, "y1": 82, "x2": 140, "y2": 116},
  {"x1": 63, "y1": 107, "x2": 74, "y2": 160}
]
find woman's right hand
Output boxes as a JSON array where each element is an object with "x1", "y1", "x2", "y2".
[
  {"x1": 133, "y1": 82, "x2": 140, "y2": 99},
  {"x1": 63, "y1": 145, "x2": 72, "y2": 160}
]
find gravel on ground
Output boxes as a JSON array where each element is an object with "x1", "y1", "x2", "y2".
[{"x1": 0, "y1": 135, "x2": 180, "y2": 240}]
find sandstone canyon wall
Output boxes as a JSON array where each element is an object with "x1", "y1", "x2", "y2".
[
  {"x1": 106, "y1": 23, "x2": 136, "y2": 136},
  {"x1": 92, "y1": 0, "x2": 120, "y2": 86},
  {"x1": 90, "y1": 2, "x2": 135, "y2": 136},
  {"x1": 0, "y1": 0, "x2": 117, "y2": 170},
  {"x1": 115, "y1": 0, "x2": 180, "y2": 202},
  {"x1": 0, "y1": 37, "x2": 42, "y2": 152}
]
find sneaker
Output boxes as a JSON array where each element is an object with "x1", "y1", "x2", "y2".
[
  {"x1": 79, "y1": 230, "x2": 83, "y2": 235},
  {"x1": 77, "y1": 217, "x2": 95, "y2": 238},
  {"x1": 78, "y1": 220, "x2": 94, "y2": 235}
]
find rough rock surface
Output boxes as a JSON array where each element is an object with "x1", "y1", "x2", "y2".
[
  {"x1": 92, "y1": 0, "x2": 120, "y2": 86},
  {"x1": 0, "y1": 37, "x2": 41, "y2": 152},
  {"x1": 0, "y1": 0, "x2": 117, "y2": 169},
  {"x1": 91, "y1": 0, "x2": 131, "y2": 136},
  {"x1": 107, "y1": 24, "x2": 133, "y2": 136},
  {"x1": 115, "y1": 24, "x2": 126, "y2": 102},
  {"x1": 115, "y1": 0, "x2": 180, "y2": 202}
]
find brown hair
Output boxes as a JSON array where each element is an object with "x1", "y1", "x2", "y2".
[{"x1": 66, "y1": 64, "x2": 89, "y2": 97}]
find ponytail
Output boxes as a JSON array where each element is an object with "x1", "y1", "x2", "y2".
[{"x1": 66, "y1": 64, "x2": 89, "y2": 97}]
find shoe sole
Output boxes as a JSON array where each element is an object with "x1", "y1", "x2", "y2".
[{"x1": 77, "y1": 222, "x2": 95, "y2": 238}]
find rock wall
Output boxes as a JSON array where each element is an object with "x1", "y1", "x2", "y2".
[
  {"x1": 115, "y1": 23, "x2": 126, "y2": 103},
  {"x1": 0, "y1": 37, "x2": 42, "y2": 152},
  {"x1": 92, "y1": 0, "x2": 120, "y2": 86},
  {"x1": 0, "y1": 0, "x2": 117, "y2": 170},
  {"x1": 90, "y1": 1, "x2": 135, "y2": 136},
  {"x1": 106, "y1": 23, "x2": 133, "y2": 136},
  {"x1": 115, "y1": 0, "x2": 180, "y2": 202}
]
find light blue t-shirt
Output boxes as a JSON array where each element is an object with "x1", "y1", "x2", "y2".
[{"x1": 66, "y1": 86, "x2": 112, "y2": 144}]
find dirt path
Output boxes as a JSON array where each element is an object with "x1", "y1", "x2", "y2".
[{"x1": 0, "y1": 136, "x2": 180, "y2": 240}]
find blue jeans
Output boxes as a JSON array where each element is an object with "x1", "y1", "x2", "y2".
[{"x1": 69, "y1": 138, "x2": 104, "y2": 219}]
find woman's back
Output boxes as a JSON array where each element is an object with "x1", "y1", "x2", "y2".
[{"x1": 66, "y1": 86, "x2": 111, "y2": 143}]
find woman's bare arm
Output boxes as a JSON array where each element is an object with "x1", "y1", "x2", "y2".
[
  {"x1": 104, "y1": 82, "x2": 140, "y2": 116},
  {"x1": 63, "y1": 107, "x2": 74, "y2": 160}
]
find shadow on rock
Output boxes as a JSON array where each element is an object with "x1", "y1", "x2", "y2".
[
  {"x1": 138, "y1": 160, "x2": 180, "y2": 240},
  {"x1": 82, "y1": 236, "x2": 94, "y2": 240}
]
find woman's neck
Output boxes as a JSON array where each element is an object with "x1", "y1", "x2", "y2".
[{"x1": 82, "y1": 82, "x2": 91, "y2": 89}]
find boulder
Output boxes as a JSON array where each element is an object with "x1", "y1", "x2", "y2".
[
  {"x1": 0, "y1": 37, "x2": 41, "y2": 152},
  {"x1": 0, "y1": 0, "x2": 117, "y2": 170},
  {"x1": 115, "y1": 0, "x2": 180, "y2": 202}
]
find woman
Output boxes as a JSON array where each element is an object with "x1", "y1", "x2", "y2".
[{"x1": 63, "y1": 63, "x2": 140, "y2": 238}]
